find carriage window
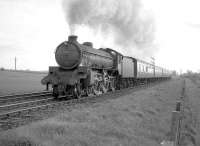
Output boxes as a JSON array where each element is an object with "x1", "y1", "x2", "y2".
[{"x1": 139, "y1": 64, "x2": 141, "y2": 72}]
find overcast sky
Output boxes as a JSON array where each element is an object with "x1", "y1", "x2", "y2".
[{"x1": 0, "y1": 0, "x2": 200, "y2": 72}]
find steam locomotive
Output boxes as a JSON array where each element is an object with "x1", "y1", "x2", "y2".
[{"x1": 41, "y1": 35, "x2": 171, "y2": 98}]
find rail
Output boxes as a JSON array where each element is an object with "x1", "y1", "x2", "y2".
[{"x1": 0, "y1": 91, "x2": 51, "y2": 99}]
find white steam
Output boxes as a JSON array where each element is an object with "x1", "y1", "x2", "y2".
[{"x1": 62, "y1": 0, "x2": 155, "y2": 57}]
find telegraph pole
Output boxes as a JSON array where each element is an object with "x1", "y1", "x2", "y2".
[
  {"x1": 151, "y1": 57, "x2": 155, "y2": 66},
  {"x1": 15, "y1": 57, "x2": 17, "y2": 70}
]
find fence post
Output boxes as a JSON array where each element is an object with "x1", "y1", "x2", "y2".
[{"x1": 169, "y1": 101, "x2": 182, "y2": 146}]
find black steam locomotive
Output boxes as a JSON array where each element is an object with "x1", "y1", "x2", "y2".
[{"x1": 41, "y1": 35, "x2": 171, "y2": 98}]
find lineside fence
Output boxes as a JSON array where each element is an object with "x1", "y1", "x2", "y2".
[{"x1": 161, "y1": 79, "x2": 185, "y2": 146}]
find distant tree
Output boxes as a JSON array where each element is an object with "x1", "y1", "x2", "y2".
[
  {"x1": 0, "y1": 67, "x2": 5, "y2": 71},
  {"x1": 186, "y1": 70, "x2": 193, "y2": 75}
]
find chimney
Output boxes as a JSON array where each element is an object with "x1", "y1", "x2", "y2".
[{"x1": 68, "y1": 35, "x2": 78, "y2": 42}]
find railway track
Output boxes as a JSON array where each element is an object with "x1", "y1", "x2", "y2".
[
  {"x1": 0, "y1": 91, "x2": 51, "y2": 102},
  {"x1": 0, "y1": 91, "x2": 53, "y2": 118}
]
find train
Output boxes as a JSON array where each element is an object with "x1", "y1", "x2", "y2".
[{"x1": 41, "y1": 35, "x2": 172, "y2": 98}]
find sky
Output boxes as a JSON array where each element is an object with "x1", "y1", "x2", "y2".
[{"x1": 0, "y1": 0, "x2": 200, "y2": 73}]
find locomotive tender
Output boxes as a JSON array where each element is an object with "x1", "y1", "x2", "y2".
[{"x1": 41, "y1": 35, "x2": 171, "y2": 98}]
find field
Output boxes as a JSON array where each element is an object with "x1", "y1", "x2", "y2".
[{"x1": 0, "y1": 70, "x2": 47, "y2": 96}]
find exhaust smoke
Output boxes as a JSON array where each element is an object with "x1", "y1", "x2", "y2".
[{"x1": 62, "y1": 0, "x2": 155, "y2": 57}]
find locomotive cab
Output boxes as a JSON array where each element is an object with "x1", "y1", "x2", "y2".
[{"x1": 99, "y1": 48, "x2": 123, "y2": 72}]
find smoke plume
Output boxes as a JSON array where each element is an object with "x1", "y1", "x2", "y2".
[{"x1": 62, "y1": 0, "x2": 155, "y2": 56}]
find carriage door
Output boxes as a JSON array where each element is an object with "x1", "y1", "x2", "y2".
[{"x1": 117, "y1": 55, "x2": 123, "y2": 75}]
